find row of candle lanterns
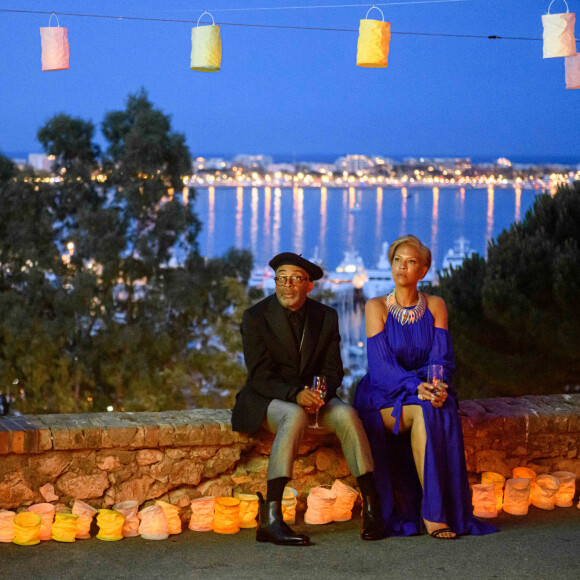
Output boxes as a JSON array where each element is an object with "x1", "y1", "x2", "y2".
[{"x1": 472, "y1": 467, "x2": 578, "y2": 518}]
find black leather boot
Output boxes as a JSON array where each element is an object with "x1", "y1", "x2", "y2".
[
  {"x1": 361, "y1": 495, "x2": 386, "y2": 541},
  {"x1": 256, "y1": 493, "x2": 312, "y2": 546}
]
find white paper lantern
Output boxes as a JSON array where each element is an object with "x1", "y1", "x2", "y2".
[
  {"x1": 532, "y1": 474, "x2": 560, "y2": 510},
  {"x1": 565, "y1": 54, "x2": 580, "y2": 88},
  {"x1": 40, "y1": 14, "x2": 70, "y2": 71},
  {"x1": 542, "y1": 1, "x2": 577, "y2": 59},
  {"x1": 472, "y1": 483, "x2": 497, "y2": 518},
  {"x1": 481, "y1": 472, "x2": 506, "y2": 511},
  {"x1": 503, "y1": 478, "x2": 530, "y2": 516},
  {"x1": 357, "y1": 6, "x2": 391, "y2": 68},
  {"x1": 191, "y1": 11, "x2": 221, "y2": 72},
  {"x1": 113, "y1": 501, "x2": 140, "y2": 537},
  {"x1": 552, "y1": 471, "x2": 576, "y2": 507}
]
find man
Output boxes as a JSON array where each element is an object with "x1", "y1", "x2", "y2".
[{"x1": 231, "y1": 252, "x2": 385, "y2": 546}]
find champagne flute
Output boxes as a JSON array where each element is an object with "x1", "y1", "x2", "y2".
[
  {"x1": 308, "y1": 376, "x2": 327, "y2": 429},
  {"x1": 427, "y1": 364, "x2": 444, "y2": 393}
]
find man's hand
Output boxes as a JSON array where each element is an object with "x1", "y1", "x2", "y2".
[{"x1": 296, "y1": 387, "x2": 325, "y2": 414}]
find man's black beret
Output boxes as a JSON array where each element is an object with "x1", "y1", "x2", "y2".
[{"x1": 269, "y1": 252, "x2": 324, "y2": 281}]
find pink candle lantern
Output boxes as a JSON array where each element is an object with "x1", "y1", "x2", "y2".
[
  {"x1": 40, "y1": 13, "x2": 70, "y2": 71},
  {"x1": 189, "y1": 497, "x2": 215, "y2": 532},
  {"x1": 503, "y1": 478, "x2": 530, "y2": 516},
  {"x1": 27, "y1": 503, "x2": 55, "y2": 541},
  {"x1": 155, "y1": 501, "x2": 182, "y2": 535},
  {"x1": 52, "y1": 513, "x2": 79, "y2": 543},
  {"x1": 96, "y1": 509, "x2": 124, "y2": 541},
  {"x1": 481, "y1": 472, "x2": 505, "y2": 511},
  {"x1": 331, "y1": 479, "x2": 359, "y2": 522},
  {"x1": 513, "y1": 467, "x2": 537, "y2": 505},
  {"x1": 234, "y1": 493, "x2": 259, "y2": 529},
  {"x1": 304, "y1": 486, "x2": 337, "y2": 525},
  {"x1": 565, "y1": 54, "x2": 580, "y2": 88},
  {"x1": 542, "y1": 0, "x2": 577, "y2": 58},
  {"x1": 139, "y1": 505, "x2": 168, "y2": 540},
  {"x1": 532, "y1": 474, "x2": 560, "y2": 510},
  {"x1": 357, "y1": 6, "x2": 391, "y2": 68},
  {"x1": 472, "y1": 483, "x2": 498, "y2": 518},
  {"x1": 72, "y1": 500, "x2": 98, "y2": 539},
  {"x1": 281, "y1": 488, "x2": 298, "y2": 524},
  {"x1": 113, "y1": 501, "x2": 140, "y2": 537},
  {"x1": 551, "y1": 471, "x2": 576, "y2": 507},
  {"x1": 0, "y1": 510, "x2": 16, "y2": 543},
  {"x1": 213, "y1": 497, "x2": 240, "y2": 534}
]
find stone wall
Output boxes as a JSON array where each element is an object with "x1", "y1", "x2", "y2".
[{"x1": 1, "y1": 394, "x2": 579, "y2": 517}]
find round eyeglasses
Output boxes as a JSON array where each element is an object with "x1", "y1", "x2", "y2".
[{"x1": 274, "y1": 275, "x2": 310, "y2": 286}]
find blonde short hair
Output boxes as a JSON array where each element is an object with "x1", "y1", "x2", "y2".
[{"x1": 388, "y1": 235, "x2": 432, "y2": 271}]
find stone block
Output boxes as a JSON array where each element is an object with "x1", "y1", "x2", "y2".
[
  {"x1": 107, "y1": 464, "x2": 138, "y2": 485},
  {"x1": 166, "y1": 448, "x2": 188, "y2": 460},
  {"x1": 56, "y1": 471, "x2": 109, "y2": 499},
  {"x1": 0, "y1": 430, "x2": 10, "y2": 455},
  {"x1": 150, "y1": 457, "x2": 175, "y2": 483},
  {"x1": 171, "y1": 459, "x2": 204, "y2": 486},
  {"x1": 475, "y1": 449, "x2": 509, "y2": 477},
  {"x1": 202, "y1": 446, "x2": 241, "y2": 479},
  {"x1": 136, "y1": 449, "x2": 164, "y2": 466},
  {"x1": 39, "y1": 483, "x2": 59, "y2": 502},
  {"x1": 97, "y1": 455, "x2": 123, "y2": 472},
  {"x1": 0, "y1": 473, "x2": 35, "y2": 509},
  {"x1": 102, "y1": 427, "x2": 138, "y2": 448},
  {"x1": 197, "y1": 475, "x2": 234, "y2": 497},
  {"x1": 11, "y1": 429, "x2": 40, "y2": 454},
  {"x1": 104, "y1": 475, "x2": 167, "y2": 507},
  {"x1": 314, "y1": 448, "x2": 349, "y2": 479}
]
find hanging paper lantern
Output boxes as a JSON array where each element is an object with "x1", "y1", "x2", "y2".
[
  {"x1": 471, "y1": 483, "x2": 497, "y2": 518},
  {"x1": 331, "y1": 479, "x2": 359, "y2": 522},
  {"x1": 532, "y1": 474, "x2": 560, "y2": 510},
  {"x1": 72, "y1": 500, "x2": 98, "y2": 539},
  {"x1": 96, "y1": 509, "x2": 124, "y2": 541},
  {"x1": 138, "y1": 505, "x2": 169, "y2": 540},
  {"x1": 551, "y1": 471, "x2": 576, "y2": 507},
  {"x1": 357, "y1": 6, "x2": 391, "y2": 68},
  {"x1": 189, "y1": 497, "x2": 215, "y2": 532},
  {"x1": 113, "y1": 501, "x2": 140, "y2": 538},
  {"x1": 13, "y1": 512, "x2": 42, "y2": 546},
  {"x1": 191, "y1": 11, "x2": 221, "y2": 72},
  {"x1": 0, "y1": 510, "x2": 16, "y2": 543},
  {"x1": 282, "y1": 488, "x2": 298, "y2": 525},
  {"x1": 213, "y1": 497, "x2": 240, "y2": 534},
  {"x1": 542, "y1": 0, "x2": 577, "y2": 58},
  {"x1": 234, "y1": 493, "x2": 259, "y2": 529},
  {"x1": 503, "y1": 478, "x2": 530, "y2": 516},
  {"x1": 481, "y1": 472, "x2": 506, "y2": 511},
  {"x1": 565, "y1": 54, "x2": 580, "y2": 88},
  {"x1": 513, "y1": 466, "x2": 537, "y2": 505},
  {"x1": 52, "y1": 513, "x2": 79, "y2": 543},
  {"x1": 155, "y1": 501, "x2": 182, "y2": 535},
  {"x1": 27, "y1": 503, "x2": 55, "y2": 541},
  {"x1": 40, "y1": 13, "x2": 70, "y2": 71},
  {"x1": 304, "y1": 486, "x2": 337, "y2": 525}
]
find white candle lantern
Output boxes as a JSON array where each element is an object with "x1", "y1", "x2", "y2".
[
  {"x1": 71, "y1": 500, "x2": 98, "y2": 539},
  {"x1": 40, "y1": 13, "x2": 70, "y2": 71},
  {"x1": 113, "y1": 501, "x2": 140, "y2": 537},
  {"x1": 191, "y1": 11, "x2": 221, "y2": 72},
  {"x1": 551, "y1": 471, "x2": 576, "y2": 507},
  {"x1": 481, "y1": 472, "x2": 506, "y2": 511},
  {"x1": 331, "y1": 479, "x2": 359, "y2": 522},
  {"x1": 513, "y1": 466, "x2": 537, "y2": 505},
  {"x1": 138, "y1": 505, "x2": 168, "y2": 540},
  {"x1": 542, "y1": 0, "x2": 577, "y2": 58},
  {"x1": 357, "y1": 6, "x2": 391, "y2": 68},
  {"x1": 0, "y1": 510, "x2": 16, "y2": 543},
  {"x1": 532, "y1": 474, "x2": 560, "y2": 510},
  {"x1": 565, "y1": 54, "x2": 580, "y2": 88},
  {"x1": 472, "y1": 483, "x2": 498, "y2": 518},
  {"x1": 503, "y1": 478, "x2": 530, "y2": 515}
]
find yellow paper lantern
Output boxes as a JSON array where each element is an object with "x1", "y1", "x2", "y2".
[
  {"x1": 471, "y1": 483, "x2": 497, "y2": 518},
  {"x1": 0, "y1": 510, "x2": 16, "y2": 543},
  {"x1": 96, "y1": 509, "x2": 124, "y2": 541},
  {"x1": 565, "y1": 54, "x2": 580, "y2": 88},
  {"x1": 304, "y1": 486, "x2": 337, "y2": 525},
  {"x1": 552, "y1": 471, "x2": 576, "y2": 507},
  {"x1": 40, "y1": 14, "x2": 70, "y2": 71},
  {"x1": 113, "y1": 501, "x2": 140, "y2": 537},
  {"x1": 72, "y1": 500, "x2": 98, "y2": 539},
  {"x1": 27, "y1": 503, "x2": 55, "y2": 541},
  {"x1": 138, "y1": 505, "x2": 168, "y2": 540},
  {"x1": 513, "y1": 466, "x2": 537, "y2": 505},
  {"x1": 357, "y1": 6, "x2": 391, "y2": 68},
  {"x1": 503, "y1": 478, "x2": 530, "y2": 516},
  {"x1": 234, "y1": 493, "x2": 259, "y2": 529},
  {"x1": 542, "y1": 1, "x2": 577, "y2": 58},
  {"x1": 189, "y1": 497, "x2": 215, "y2": 532},
  {"x1": 481, "y1": 472, "x2": 506, "y2": 511},
  {"x1": 52, "y1": 513, "x2": 79, "y2": 543},
  {"x1": 155, "y1": 500, "x2": 182, "y2": 535},
  {"x1": 213, "y1": 497, "x2": 240, "y2": 534},
  {"x1": 191, "y1": 11, "x2": 221, "y2": 72},
  {"x1": 13, "y1": 512, "x2": 42, "y2": 546},
  {"x1": 532, "y1": 474, "x2": 560, "y2": 510},
  {"x1": 281, "y1": 487, "x2": 298, "y2": 525},
  {"x1": 330, "y1": 479, "x2": 359, "y2": 522}
]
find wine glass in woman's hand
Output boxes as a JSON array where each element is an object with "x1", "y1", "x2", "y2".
[{"x1": 308, "y1": 376, "x2": 327, "y2": 429}]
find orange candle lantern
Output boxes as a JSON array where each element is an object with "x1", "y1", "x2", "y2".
[
  {"x1": 513, "y1": 467, "x2": 537, "y2": 505},
  {"x1": 52, "y1": 513, "x2": 79, "y2": 543},
  {"x1": 213, "y1": 497, "x2": 240, "y2": 534},
  {"x1": 331, "y1": 479, "x2": 359, "y2": 522},
  {"x1": 13, "y1": 512, "x2": 42, "y2": 546},
  {"x1": 281, "y1": 487, "x2": 298, "y2": 524},
  {"x1": 27, "y1": 503, "x2": 55, "y2": 541},
  {"x1": 472, "y1": 483, "x2": 497, "y2": 518},
  {"x1": 542, "y1": 0, "x2": 577, "y2": 58},
  {"x1": 96, "y1": 509, "x2": 124, "y2": 541},
  {"x1": 189, "y1": 497, "x2": 215, "y2": 532},
  {"x1": 155, "y1": 501, "x2": 182, "y2": 535},
  {"x1": 565, "y1": 54, "x2": 580, "y2": 88},
  {"x1": 113, "y1": 501, "x2": 140, "y2": 537},
  {"x1": 357, "y1": 6, "x2": 391, "y2": 68},
  {"x1": 138, "y1": 505, "x2": 168, "y2": 540},
  {"x1": 304, "y1": 486, "x2": 337, "y2": 525},
  {"x1": 0, "y1": 510, "x2": 16, "y2": 543},
  {"x1": 234, "y1": 493, "x2": 259, "y2": 529},
  {"x1": 481, "y1": 472, "x2": 506, "y2": 511},
  {"x1": 503, "y1": 478, "x2": 530, "y2": 516},
  {"x1": 40, "y1": 13, "x2": 70, "y2": 71},
  {"x1": 191, "y1": 11, "x2": 221, "y2": 72},
  {"x1": 552, "y1": 471, "x2": 576, "y2": 507},
  {"x1": 532, "y1": 474, "x2": 560, "y2": 510},
  {"x1": 72, "y1": 500, "x2": 98, "y2": 539}
]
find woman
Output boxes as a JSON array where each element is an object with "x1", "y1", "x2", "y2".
[{"x1": 353, "y1": 235, "x2": 496, "y2": 539}]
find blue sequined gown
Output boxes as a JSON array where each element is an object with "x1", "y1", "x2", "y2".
[{"x1": 353, "y1": 307, "x2": 497, "y2": 536}]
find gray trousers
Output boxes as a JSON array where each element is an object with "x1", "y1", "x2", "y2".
[{"x1": 263, "y1": 397, "x2": 374, "y2": 481}]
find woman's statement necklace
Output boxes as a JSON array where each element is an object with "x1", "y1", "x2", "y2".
[{"x1": 387, "y1": 290, "x2": 427, "y2": 325}]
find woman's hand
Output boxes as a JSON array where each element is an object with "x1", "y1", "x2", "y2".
[{"x1": 417, "y1": 381, "x2": 448, "y2": 408}]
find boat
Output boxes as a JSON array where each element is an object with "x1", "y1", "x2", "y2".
[
  {"x1": 363, "y1": 242, "x2": 395, "y2": 298},
  {"x1": 441, "y1": 237, "x2": 475, "y2": 272}
]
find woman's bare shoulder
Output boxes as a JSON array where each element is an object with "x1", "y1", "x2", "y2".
[
  {"x1": 423, "y1": 293, "x2": 448, "y2": 328},
  {"x1": 365, "y1": 296, "x2": 388, "y2": 337},
  {"x1": 365, "y1": 295, "x2": 388, "y2": 313}
]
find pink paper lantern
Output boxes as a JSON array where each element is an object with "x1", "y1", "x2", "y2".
[
  {"x1": 304, "y1": 486, "x2": 337, "y2": 525},
  {"x1": 189, "y1": 497, "x2": 215, "y2": 532},
  {"x1": 503, "y1": 478, "x2": 530, "y2": 516},
  {"x1": 27, "y1": 503, "x2": 55, "y2": 541},
  {"x1": 565, "y1": 54, "x2": 580, "y2": 88},
  {"x1": 331, "y1": 479, "x2": 359, "y2": 522},
  {"x1": 472, "y1": 483, "x2": 497, "y2": 518},
  {"x1": 40, "y1": 14, "x2": 70, "y2": 71}
]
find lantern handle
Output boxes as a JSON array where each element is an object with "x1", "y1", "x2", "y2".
[
  {"x1": 197, "y1": 10, "x2": 215, "y2": 26},
  {"x1": 365, "y1": 5, "x2": 385, "y2": 21},
  {"x1": 547, "y1": 0, "x2": 569, "y2": 14},
  {"x1": 48, "y1": 12, "x2": 60, "y2": 28}
]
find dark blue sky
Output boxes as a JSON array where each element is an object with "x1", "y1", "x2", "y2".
[{"x1": 0, "y1": 1, "x2": 578, "y2": 161}]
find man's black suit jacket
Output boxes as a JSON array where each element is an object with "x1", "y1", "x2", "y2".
[{"x1": 231, "y1": 294, "x2": 344, "y2": 434}]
